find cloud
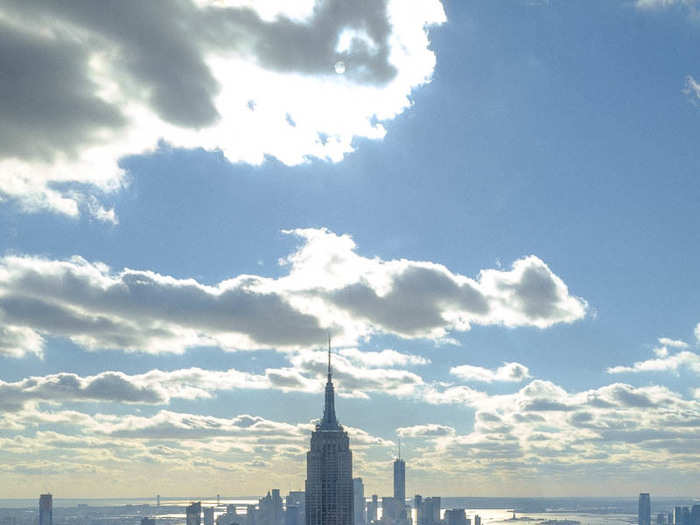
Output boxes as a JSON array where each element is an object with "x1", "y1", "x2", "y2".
[
  {"x1": 0, "y1": 229, "x2": 586, "y2": 357},
  {"x1": 683, "y1": 76, "x2": 700, "y2": 104},
  {"x1": 0, "y1": 347, "x2": 436, "y2": 413},
  {"x1": 0, "y1": 0, "x2": 446, "y2": 219},
  {"x1": 339, "y1": 348, "x2": 430, "y2": 367},
  {"x1": 96, "y1": 410, "x2": 310, "y2": 440},
  {"x1": 1, "y1": 372, "x2": 698, "y2": 491},
  {"x1": 283, "y1": 228, "x2": 587, "y2": 339},
  {"x1": 607, "y1": 350, "x2": 700, "y2": 375},
  {"x1": 450, "y1": 362, "x2": 531, "y2": 383},
  {"x1": 0, "y1": 369, "x2": 262, "y2": 412},
  {"x1": 407, "y1": 379, "x2": 700, "y2": 481},
  {"x1": 397, "y1": 424, "x2": 456, "y2": 438},
  {"x1": 658, "y1": 337, "x2": 689, "y2": 349},
  {"x1": 0, "y1": 324, "x2": 44, "y2": 358},
  {"x1": 0, "y1": 253, "x2": 326, "y2": 356},
  {"x1": 288, "y1": 350, "x2": 425, "y2": 398},
  {"x1": 635, "y1": 0, "x2": 698, "y2": 9}
]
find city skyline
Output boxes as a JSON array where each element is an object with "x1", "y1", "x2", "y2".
[{"x1": 1, "y1": 0, "x2": 700, "y2": 498}]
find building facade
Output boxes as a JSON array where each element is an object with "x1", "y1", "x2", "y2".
[
  {"x1": 367, "y1": 495, "x2": 378, "y2": 524},
  {"x1": 639, "y1": 494, "x2": 651, "y2": 525},
  {"x1": 39, "y1": 494, "x2": 52, "y2": 525},
  {"x1": 305, "y1": 344, "x2": 353, "y2": 525},
  {"x1": 187, "y1": 502, "x2": 202, "y2": 525},
  {"x1": 393, "y1": 459, "x2": 405, "y2": 505},
  {"x1": 353, "y1": 478, "x2": 366, "y2": 525}
]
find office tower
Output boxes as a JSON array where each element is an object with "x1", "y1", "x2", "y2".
[
  {"x1": 287, "y1": 491, "x2": 306, "y2": 525},
  {"x1": 414, "y1": 496, "x2": 422, "y2": 525},
  {"x1": 682, "y1": 508, "x2": 691, "y2": 525},
  {"x1": 205, "y1": 507, "x2": 215, "y2": 525},
  {"x1": 658, "y1": 514, "x2": 667, "y2": 525},
  {"x1": 474, "y1": 515, "x2": 481, "y2": 525},
  {"x1": 382, "y1": 497, "x2": 401, "y2": 523},
  {"x1": 368, "y1": 496, "x2": 378, "y2": 524},
  {"x1": 187, "y1": 502, "x2": 202, "y2": 525},
  {"x1": 421, "y1": 498, "x2": 440, "y2": 525},
  {"x1": 393, "y1": 458, "x2": 405, "y2": 505},
  {"x1": 445, "y1": 510, "x2": 467, "y2": 525},
  {"x1": 218, "y1": 495, "x2": 221, "y2": 506},
  {"x1": 691, "y1": 505, "x2": 700, "y2": 525},
  {"x1": 142, "y1": 519, "x2": 156, "y2": 525},
  {"x1": 353, "y1": 478, "x2": 366, "y2": 525},
  {"x1": 675, "y1": 507, "x2": 684, "y2": 525},
  {"x1": 639, "y1": 494, "x2": 651, "y2": 525},
  {"x1": 286, "y1": 506, "x2": 301, "y2": 525},
  {"x1": 39, "y1": 494, "x2": 52, "y2": 525},
  {"x1": 305, "y1": 341, "x2": 353, "y2": 525},
  {"x1": 257, "y1": 489, "x2": 284, "y2": 525},
  {"x1": 157, "y1": 495, "x2": 161, "y2": 508}
]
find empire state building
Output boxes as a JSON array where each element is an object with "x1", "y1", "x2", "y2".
[{"x1": 305, "y1": 342, "x2": 353, "y2": 525}]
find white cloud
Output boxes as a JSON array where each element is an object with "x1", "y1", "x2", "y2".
[
  {"x1": 339, "y1": 348, "x2": 430, "y2": 367},
  {"x1": 450, "y1": 362, "x2": 531, "y2": 383},
  {"x1": 607, "y1": 350, "x2": 700, "y2": 375},
  {"x1": 397, "y1": 423, "x2": 456, "y2": 438},
  {"x1": 695, "y1": 322, "x2": 700, "y2": 342},
  {"x1": 658, "y1": 337, "x2": 689, "y2": 349},
  {"x1": 408, "y1": 379, "x2": 700, "y2": 482},
  {"x1": 0, "y1": 367, "x2": 320, "y2": 412},
  {"x1": 635, "y1": 0, "x2": 698, "y2": 9},
  {"x1": 288, "y1": 350, "x2": 425, "y2": 398},
  {"x1": 684, "y1": 76, "x2": 700, "y2": 104},
  {"x1": 0, "y1": 228, "x2": 586, "y2": 357},
  {"x1": 1, "y1": 371, "x2": 698, "y2": 492},
  {"x1": 0, "y1": 0, "x2": 446, "y2": 219},
  {"x1": 0, "y1": 324, "x2": 44, "y2": 358}
]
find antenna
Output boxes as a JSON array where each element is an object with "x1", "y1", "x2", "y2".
[
  {"x1": 327, "y1": 332, "x2": 332, "y2": 379},
  {"x1": 398, "y1": 437, "x2": 401, "y2": 459}
]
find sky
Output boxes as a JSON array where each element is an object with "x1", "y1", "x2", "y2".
[{"x1": 0, "y1": 0, "x2": 699, "y2": 499}]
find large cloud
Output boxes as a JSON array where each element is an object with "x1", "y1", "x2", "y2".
[
  {"x1": 0, "y1": 0, "x2": 446, "y2": 219},
  {"x1": 0, "y1": 229, "x2": 587, "y2": 357},
  {"x1": 406, "y1": 379, "x2": 700, "y2": 482},
  {"x1": 0, "y1": 367, "x2": 317, "y2": 412},
  {"x1": 2, "y1": 374, "x2": 698, "y2": 493},
  {"x1": 0, "y1": 346, "x2": 432, "y2": 412}
]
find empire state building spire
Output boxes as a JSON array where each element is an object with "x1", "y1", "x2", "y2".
[{"x1": 321, "y1": 335, "x2": 338, "y2": 429}]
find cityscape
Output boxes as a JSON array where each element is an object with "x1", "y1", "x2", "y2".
[
  {"x1": 3, "y1": 350, "x2": 698, "y2": 525},
  {"x1": 1, "y1": 0, "x2": 700, "y2": 520}
]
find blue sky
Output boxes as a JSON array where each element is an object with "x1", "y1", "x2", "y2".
[{"x1": 0, "y1": 0, "x2": 698, "y2": 498}]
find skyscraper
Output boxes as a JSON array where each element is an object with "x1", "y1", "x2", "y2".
[
  {"x1": 393, "y1": 458, "x2": 405, "y2": 505},
  {"x1": 305, "y1": 340, "x2": 353, "y2": 525},
  {"x1": 444, "y1": 509, "x2": 467, "y2": 525},
  {"x1": 691, "y1": 505, "x2": 700, "y2": 525},
  {"x1": 187, "y1": 502, "x2": 202, "y2": 525},
  {"x1": 204, "y1": 507, "x2": 215, "y2": 525},
  {"x1": 353, "y1": 478, "x2": 366, "y2": 525},
  {"x1": 39, "y1": 494, "x2": 52, "y2": 525},
  {"x1": 639, "y1": 494, "x2": 651, "y2": 525},
  {"x1": 367, "y1": 495, "x2": 378, "y2": 524}
]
